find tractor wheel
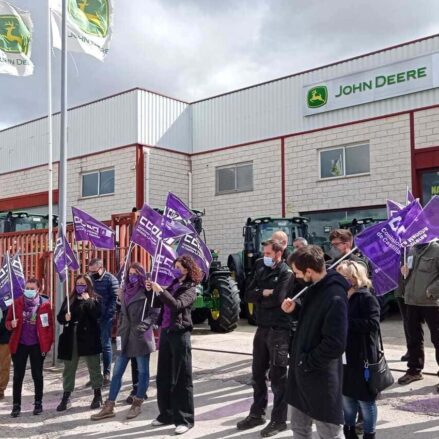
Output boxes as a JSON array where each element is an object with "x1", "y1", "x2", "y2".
[
  {"x1": 208, "y1": 276, "x2": 240, "y2": 333},
  {"x1": 191, "y1": 308, "x2": 209, "y2": 324}
]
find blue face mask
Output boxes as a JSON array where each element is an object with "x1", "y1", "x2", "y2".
[
  {"x1": 24, "y1": 289, "x2": 37, "y2": 299},
  {"x1": 263, "y1": 256, "x2": 274, "y2": 268}
]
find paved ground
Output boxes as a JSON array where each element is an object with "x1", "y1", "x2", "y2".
[{"x1": 1, "y1": 311, "x2": 439, "y2": 438}]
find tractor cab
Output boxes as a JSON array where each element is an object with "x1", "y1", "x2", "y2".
[
  {"x1": 0, "y1": 211, "x2": 58, "y2": 234},
  {"x1": 339, "y1": 217, "x2": 385, "y2": 236}
]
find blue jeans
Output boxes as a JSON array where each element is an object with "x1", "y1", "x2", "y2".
[
  {"x1": 343, "y1": 396, "x2": 377, "y2": 434},
  {"x1": 108, "y1": 354, "x2": 150, "y2": 402},
  {"x1": 100, "y1": 319, "x2": 113, "y2": 376}
]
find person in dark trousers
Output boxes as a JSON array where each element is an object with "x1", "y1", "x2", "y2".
[
  {"x1": 237, "y1": 239, "x2": 292, "y2": 438},
  {"x1": 91, "y1": 262, "x2": 156, "y2": 421},
  {"x1": 149, "y1": 255, "x2": 201, "y2": 436},
  {"x1": 395, "y1": 271, "x2": 410, "y2": 362},
  {"x1": 0, "y1": 303, "x2": 12, "y2": 400},
  {"x1": 56, "y1": 274, "x2": 103, "y2": 412},
  {"x1": 6, "y1": 277, "x2": 54, "y2": 417},
  {"x1": 398, "y1": 241, "x2": 439, "y2": 388},
  {"x1": 337, "y1": 261, "x2": 380, "y2": 439},
  {"x1": 282, "y1": 245, "x2": 349, "y2": 439},
  {"x1": 88, "y1": 258, "x2": 119, "y2": 385}
]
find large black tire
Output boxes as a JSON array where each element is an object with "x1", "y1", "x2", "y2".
[
  {"x1": 208, "y1": 276, "x2": 240, "y2": 333},
  {"x1": 191, "y1": 308, "x2": 209, "y2": 324}
]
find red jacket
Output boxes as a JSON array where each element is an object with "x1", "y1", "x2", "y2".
[{"x1": 6, "y1": 296, "x2": 54, "y2": 355}]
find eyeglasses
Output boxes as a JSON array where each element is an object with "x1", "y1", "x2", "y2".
[{"x1": 331, "y1": 241, "x2": 345, "y2": 247}]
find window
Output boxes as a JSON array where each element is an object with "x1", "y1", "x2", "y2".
[
  {"x1": 81, "y1": 169, "x2": 115, "y2": 198},
  {"x1": 216, "y1": 162, "x2": 253, "y2": 195},
  {"x1": 319, "y1": 144, "x2": 370, "y2": 179}
]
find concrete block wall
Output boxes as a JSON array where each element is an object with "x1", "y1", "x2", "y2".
[
  {"x1": 414, "y1": 108, "x2": 439, "y2": 149},
  {"x1": 191, "y1": 139, "x2": 283, "y2": 261}
]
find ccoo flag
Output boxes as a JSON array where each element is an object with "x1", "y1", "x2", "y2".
[
  {"x1": 50, "y1": 0, "x2": 113, "y2": 61},
  {"x1": 0, "y1": 1, "x2": 33, "y2": 76},
  {"x1": 54, "y1": 228, "x2": 80, "y2": 282}
]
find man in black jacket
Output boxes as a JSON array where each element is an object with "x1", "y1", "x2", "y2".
[
  {"x1": 282, "y1": 245, "x2": 348, "y2": 439},
  {"x1": 88, "y1": 258, "x2": 119, "y2": 385},
  {"x1": 237, "y1": 240, "x2": 292, "y2": 438}
]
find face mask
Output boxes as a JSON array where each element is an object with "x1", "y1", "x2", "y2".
[
  {"x1": 76, "y1": 285, "x2": 87, "y2": 295},
  {"x1": 128, "y1": 274, "x2": 140, "y2": 285},
  {"x1": 328, "y1": 246, "x2": 343, "y2": 260},
  {"x1": 89, "y1": 272, "x2": 101, "y2": 280},
  {"x1": 263, "y1": 256, "x2": 274, "y2": 267},
  {"x1": 24, "y1": 289, "x2": 37, "y2": 299},
  {"x1": 345, "y1": 279, "x2": 353, "y2": 289}
]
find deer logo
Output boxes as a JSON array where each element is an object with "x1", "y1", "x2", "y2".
[
  {"x1": 69, "y1": 0, "x2": 109, "y2": 37},
  {"x1": 307, "y1": 86, "x2": 328, "y2": 109},
  {"x1": 0, "y1": 16, "x2": 31, "y2": 55}
]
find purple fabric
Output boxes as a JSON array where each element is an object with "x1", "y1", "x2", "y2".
[
  {"x1": 161, "y1": 281, "x2": 180, "y2": 329},
  {"x1": 72, "y1": 207, "x2": 115, "y2": 249},
  {"x1": 0, "y1": 253, "x2": 25, "y2": 308},
  {"x1": 124, "y1": 265, "x2": 147, "y2": 305},
  {"x1": 370, "y1": 261, "x2": 399, "y2": 296},
  {"x1": 54, "y1": 229, "x2": 79, "y2": 282},
  {"x1": 161, "y1": 217, "x2": 193, "y2": 240},
  {"x1": 407, "y1": 190, "x2": 416, "y2": 204},
  {"x1": 386, "y1": 199, "x2": 404, "y2": 219},
  {"x1": 152, "y1": 243, "x2": 179, "y2": 287},
  {"x1": 164, "y1": 192, "x2": 194, "y2": 222},
  {"x1": 176, "y1": 228, "x2": 212, "y2": 276},
  {"x1": 131, "y1": 203, "x2": 163, "y2": 255},
  {"x1": 19, "y1": 296, "x2": 39, "y2": 346}
]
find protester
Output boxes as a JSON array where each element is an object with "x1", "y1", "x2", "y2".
[
  {"x1": 56, "y1": 274, "x2": 103, "y2": 412},
  {"x1": 282, "y1": 245, "x2": 349, "y2": 438},
  {"x1": 271, "y1": 231, "x2": 290, "y2": 261},
  {"x1": 5, "y1": 277, "x2": 53, "y2": 417},
  {"x1": 88, "y1": 258, "x2": 119, "y2": 385},
  {"x1": 337, "y1": 261, "x2": 380, "y2": 439},
  {"x1": 237, "y1": 239, "x2": 292, "y2": 437},
  {"x1": 91, "y1": 262, "x2": 155, "y2": 421},
  {"x1": 0, "y1": 303, "x2": 11, "y2": 400},
  {"x1": 293, "y1": 237, "x2": 308, "y2": 250},
  {"x1": 398, "y1": 241, "x2": 439, "y2": 387},
  {"x1": 328, "y1": 229, "x2": 367, "y2": 267},
  {"x1": 394, "y1": 270, "x2": 410, "y2": 362},
  {"x1": 149, "y1": 255, "x2": 201, "y2": 436}
]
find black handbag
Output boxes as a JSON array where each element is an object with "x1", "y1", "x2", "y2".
[{"x1": 363, "y1": 329, "x2": 394, "y2": 394}]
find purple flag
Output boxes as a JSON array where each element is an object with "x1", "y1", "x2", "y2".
[
  {"x1": 401, "y1": 196, "x2": 439, "y2": 246},
  {"x1": 164, "y1": 192, "x2": 194, "y2": 222},
  {"x1": 72, "y1": 207, "x2": 115, "y2": 250},
  {"x1": 161, "y1": 218, "x2": 193, "y2": 240},
  {"x1": 407, "y1": 189, "x2": 416, "y2": 204},
  {"x1": 131, "y1": 204, "x2": 163, "y2": 255},
  {"x1": 152, "y1": 243, "x2": 180, "y2": 287},
  {"x1": 386, "y1": 199, "x2": 404, "y2": 219},
  {"x1": 176, "y1": 232, "x2": 212, "y2": 276},
  {"x1": 0, "y1": 253, "x2": 24, "y2": 308},
  {"x1": 370, "y1": 261, "x2": 399, "y2": 296},
  {"x1": 54, "y1": 230, "x2": 80, "y2": 282}
]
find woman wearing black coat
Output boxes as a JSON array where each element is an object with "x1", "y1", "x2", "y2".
[
  {"x1": 56, "y1": 274, "x2": 103, "y2": 412},
  {"x1": 337, "y1": 261, "x2": 380, "y2": 439}
]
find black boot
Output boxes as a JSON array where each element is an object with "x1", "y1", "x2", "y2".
[
  {"x1": 90, "y1": 388, "x2": 103, "y2": 409},
  {"x1": 10, "y1": 404, "x2": 20, "y2": 418},
  {"x1": 363, "y1": 433, "x2": 376, "y2": 439},
  {"x1": 33, "y1": 401, "x2": 43, "y2": 415},
  {"x1": 343, "y1": 425, "x2": 359, "y2": 439},
  {"x1": 56, "y1": 392, "x2": 71, "y2": 412}
]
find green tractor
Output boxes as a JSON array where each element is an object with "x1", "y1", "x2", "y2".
[
  {"x1": 174, "y1": 210, "x2": 241, "y2": 333},
  {"x1": 227, "y1": 216, "x2": 310, "y2": 324},
  {"x1": 0, "y1": 211, "x2": 58, "y2": 233}
]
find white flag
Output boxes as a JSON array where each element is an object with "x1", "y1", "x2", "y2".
[
  {"x1": 0, "y1": 1, "x2": 33, "y2": 76},
  {"x1": 50, "y1": 0, "x2": 113, "y2": 61}
]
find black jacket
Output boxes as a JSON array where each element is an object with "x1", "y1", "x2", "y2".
[
  {"x1": 57, "y1": 296, "x2": 102, "y2": 361},
  {"x1": 287, "y1": 270, "x2": 349, "y2": 425},
  {"x1": 91, "y1": 271, "x2": 119, "y2": 321},
  {"x1": 245, "y1": 259, "x2": 292, "y2": 329},
  {"x1": 157, "y1": 279, "x2": 197, "y2": 332},
  {"x1": 0, "y1": 309, "x2": 11, "y2": 344},
  {"x1": 343, "y1": 288, "x2": 381, "y2": 401}
]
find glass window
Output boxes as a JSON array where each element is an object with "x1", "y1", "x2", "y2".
[
  {"x1": 82, "y1": 172, "x2": 99, "y2": 197},
  {"x1": 100, "y1": 169, "x2": 115, "y2": 195},
  {"x1": 421, "y1": 169, "x2": 439, "y2": 205},
  {"x1": 216, "y1": 162, "x2": 253, "y2": 195},
  {"x1": 320, "y1": 144, "x2": 369, "y2": 179}
]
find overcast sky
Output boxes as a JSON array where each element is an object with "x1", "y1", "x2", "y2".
[{"x1": 1, "y1": 0, "x2": 439, "y2": 130}]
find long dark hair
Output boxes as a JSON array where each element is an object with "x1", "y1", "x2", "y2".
[
  {"x1": 70, "y1": 274, "x2": 96, "y2": 299},
  {"x1": 174, "y1": 255, "x2": 203, "y2": 284}
]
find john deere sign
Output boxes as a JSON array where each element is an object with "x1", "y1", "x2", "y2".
[
  {"x1": 68, "y1": 0, "x2": 109, "y2": 37},
  {"x1": 0, "y1": 15, "x2": 31, "y2": 55},
  {"x1": 303, "y1": 53, "x2": 439, "y2": 116}
]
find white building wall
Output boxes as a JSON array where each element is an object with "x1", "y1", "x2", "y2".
[
  {"x1": 284, "y1": 114, "x2": 411, "y2": 213},
  {"x1": 192, "y1": 140, "x2": 283, "y2": 260},
  {"x1": 414, "y1": 107, "x2": 439, "y2": 148}
]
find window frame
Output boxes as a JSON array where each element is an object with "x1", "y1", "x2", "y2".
[
  {"x1": 80, "y1": 168, "x2": 115, "y2": 199},
  {"x1": 215, "y1": 161, "x2": 254, "y2": 195},
  {"x1": 318, "y1": 143, "x2": 370, "y2": 180}
]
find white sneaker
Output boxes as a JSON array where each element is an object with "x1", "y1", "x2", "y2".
[
  {"x1": 175, "y1": 425, "x2": 190, "y2": 435},
  {"x1": 151, "y1": 419, "x2": 165, "y2": 426}
]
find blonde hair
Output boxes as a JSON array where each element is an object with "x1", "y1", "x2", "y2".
[{"x1": 337, "y1": 260, "x2": 372, "y2": 289}]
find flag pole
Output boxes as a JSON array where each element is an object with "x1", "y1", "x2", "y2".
[{"x1": 6, "y1": 252, "x2": 16, "y2": 321}]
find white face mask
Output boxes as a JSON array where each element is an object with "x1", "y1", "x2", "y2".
[{"x1": 263, "y1": 256, "x2": 274, "y2": 267}]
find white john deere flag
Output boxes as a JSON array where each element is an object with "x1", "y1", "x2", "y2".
[
  {"x1": 51, "y1": 0, "x2": 113, "y2": 61},
  {"x1": 0, "y1": 1, "x2": 33, "y2": 76}
]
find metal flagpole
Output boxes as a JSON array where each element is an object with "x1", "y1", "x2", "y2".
[{"x1": 7, "y1": 252, "x2": 16, "y2": 321}]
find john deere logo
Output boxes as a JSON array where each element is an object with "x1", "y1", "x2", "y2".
[
  {"x1": 68, "y1": 0, "x2": 109, "y2": 37},
  {"x1": 0, "y1": 15, "x2": 31, "y2": 55},
  {"x1": 307, "y1": 86, "x2": 328, "y2": 108}
]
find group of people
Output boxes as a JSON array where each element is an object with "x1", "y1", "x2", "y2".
[{"x1": 0, "y1": 254, "x2": 201, "y2": 436}]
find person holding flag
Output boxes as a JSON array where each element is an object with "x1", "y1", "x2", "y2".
[
  {"x1": 5, "y1": 277, "x2": 53, "y2": 417},
  {"x1": 149, "y1": 255, "x2": 202, "y2": 435},
  {"x1": 56, "y1": 274, "x2": 103, "y2": 412}
]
